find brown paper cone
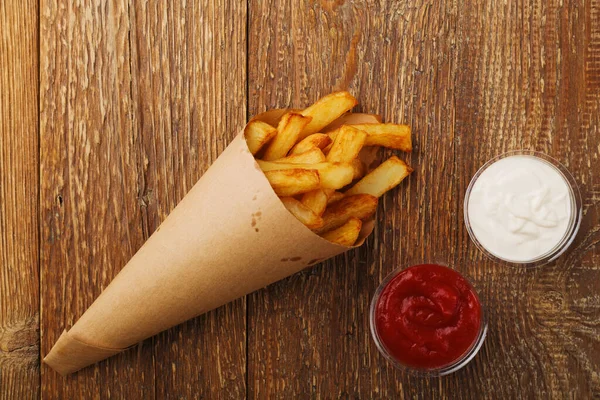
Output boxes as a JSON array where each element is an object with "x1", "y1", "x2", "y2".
[{"x1": 44, "y1": 113, "x2": 379, "y2": 375}]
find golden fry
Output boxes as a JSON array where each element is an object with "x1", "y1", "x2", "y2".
[
  {"x1": 350, "y1": 124, "x2": 412, "y2": 152},
  {"x1": 289, "y1": 133, "x2": 332, "y2": 155},
  {"x1": 257, "y1": 161, "x2": 354, "y2": 189},
  {"x1": 273, "y1": 147, "x2": 326, "y2": 164},
  {"x1": 345, "y1": 156, "x2": 412, "y2": 198},
  {"x1": 326, "y1": 190, "x2": 345, "y2": 205},
  {"x1": 280, "y1": 197, "x2": 324, "y2": 230},
  {"x1": 322, "y1": 113, "x2": 382, "y2": 132},
  {"x1": 351, "y1": 158, "x2": 366, "y2": 180},
  {"x1": 263, "y1": 113, "x2": 312, "y2": 160},
  {"x1": 300, "y1": 189, "x2": 328, "y2": 216},
  {"x1": 326, "y1": 126, "x2": 367, "y2": 163},
  {"x1": 320, "y1": 217, "x2": 362, "y2": 246},
  {"x1": 249, "y1": 109, "x2": 289, "y2": 127},
  {"x1": 264, "y1": 169, "x2": 320, "y2": 197},
  {"x1": 315, "y1": 194, "x2": 378, "y2": 233},
  {"x1": 299, "y1": 92, "x2": 358, "y2": 140},
  {"x1": 244, "y1": 120, "x2": 277, "y2": 155}
]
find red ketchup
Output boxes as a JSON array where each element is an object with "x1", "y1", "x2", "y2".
[{"x1": 374, "y1": 264, "x2": 482, "y2": 369}]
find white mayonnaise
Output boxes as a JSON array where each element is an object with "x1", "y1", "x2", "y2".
[{"x1": 467, "y1": 155, "x2": 573, "y2": 263}]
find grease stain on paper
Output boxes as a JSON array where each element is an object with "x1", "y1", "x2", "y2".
[
  {"x1": 280, "y1": 256, "x2": 302, "y2": 262},
  {"x1": 281, "y1": 256, "x2": 302, "y2": 262},
  {"x1": 251, "y1": 211, "x2": 262, "y2": 231}
]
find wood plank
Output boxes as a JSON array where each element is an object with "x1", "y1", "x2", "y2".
[
  {"x1": 127, "y1": 0, "x2": 248, "y2": 397},
  {"x1": 455, "y1": 0, "x2": 600, "y2": 397},
  {"x1": 39, "y1": 0, "x2": 155, "y2": 398},
  {"x1": 29, "y1": 0, "x2": 599, "y2": 397},
  {"x1": 0, "y1": 1, "x2": 40, "y2": 399},
  {"x1": 247, "y1": 1, "x2": 458, "y2": 397}
]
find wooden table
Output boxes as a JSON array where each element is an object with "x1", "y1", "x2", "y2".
[{"x1": 2, "y1": 0, "x2": 599, "y2": 398}]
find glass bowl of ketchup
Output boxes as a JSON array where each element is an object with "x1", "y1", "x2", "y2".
[{"x1": 369, "y1": 264, "x2": 487, "y2": 376}]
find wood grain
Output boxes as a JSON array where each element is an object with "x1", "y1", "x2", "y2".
[
  {"x1": 455, "y1": 0, "x2": 600, "y2": 397},
  {"x1": 39, "y1": 0, "x2": 155, "y2": 398},
  {"x1": 0, "y1": 0, "x2": 597, "y2": 398},
  {"x1": 39, "y1": 0, "x2": 248, "y2": 398},
  {"x1": 128, "y1": 0, "x2": 247, "y2": 398},
  {"x1": 0, "y1": 1, "x2": 40, "y2": 399}
]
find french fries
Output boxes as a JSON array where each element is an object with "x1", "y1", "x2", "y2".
[
  {"x1": 326, "y1": 126, "x2": 367, "y2": 163},
  {"x1": 244, "y1": 120, "x2": 277, "y2": 155},
  {"x1": 280, "y1": 197, "x2": 324, "y2": 230},
  {"x1": 289, "y1": 133, "x2": 332, "y2": 155},
  {"x1": 274, "y1": 148, "x2": 326, "y2": 164},
  {"x1": 264, "y1": 169, "x2": 320, "y2": 197},
  {"x1": 244, "y1": 91, "x2": 413, "y2": 246},
  {"x1": 348, "y1": 124, "x2": 412, "y2": 152},
  {"x1": 263, "y1": 113, "x2": 311, "y2": 160},
  {"x1": 316, "y1": 194, "x2": 378, "y2": 234},
  {"x1": 322, "y1": 113, "x2": 382, "y2": 132},
  {"x1": 257, "y1": 161, "x2": 354, "y2": 189},
  {"x1": 345, "y1": 156, "x2": 412, "y2": 197},
  {"x1": 320, "y1": 217, "x2": 362, "y2": 246},
  {"x1": 351, "y1": 158, "x2": 366, "y2": 180},
  {"x1": 299, "y1": 92, "x2": 358, "y2": 139},
  {"x1": 326, "y1": 190, "x2": 345, "y2": 205},
  {"x1": 301, "y1": 189, "x2": 328, "y2": 216}
]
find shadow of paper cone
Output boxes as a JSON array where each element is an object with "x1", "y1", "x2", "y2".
[{"x1": 44, "y1": 112, "x2": 378, "y2": 375}]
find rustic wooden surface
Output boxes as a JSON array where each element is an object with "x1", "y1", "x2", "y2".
[
  {"x1": 0, "y1": 1, "x2": 40, "y2": 399},
  {"x1": 1, "y1": 0, "x2": 599, "y2": 398}
]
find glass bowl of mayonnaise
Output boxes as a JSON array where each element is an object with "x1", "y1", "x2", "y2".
[{"x1": 464, "y1": 150, "x2": 582, "y2": 267}]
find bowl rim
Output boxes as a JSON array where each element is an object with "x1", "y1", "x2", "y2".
[
  {"x1": 463, "y1": 150, "x2": 583, "y2": 268},
  {"x1": 369, "y1": 263, "x2": 488, "y2": 377}
]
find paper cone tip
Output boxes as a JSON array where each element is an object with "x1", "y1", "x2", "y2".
[{"x1": 44, "y1": 330, "x2": 123, "y2": 375}]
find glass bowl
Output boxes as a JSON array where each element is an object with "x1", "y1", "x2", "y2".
[
  {"x1": 369, "y1": 264, "x2": 488, "y2": 377},
  {"x1": 463, "y1": 150, "x2": 582, "y2": 268}
]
